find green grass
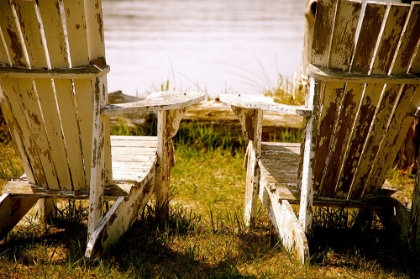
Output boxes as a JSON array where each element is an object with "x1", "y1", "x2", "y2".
[
  {"x1": 0, "y1": 83, "x2": 417, "y2": 277},
  {"x1": 0, "y1": 128, "x2": 417, "y2": 278}
]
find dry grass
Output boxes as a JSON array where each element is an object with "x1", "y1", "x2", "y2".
[
  {"x1": 0, "y1": 131, "x2": 418, "y2": 278},
  {"x1": 0, "y1": 82, "x2": 418, "y2": 277}
]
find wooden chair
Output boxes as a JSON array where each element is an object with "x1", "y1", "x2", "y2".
[
  {"x1": 221, "y1": 0, "x2": 420, "y2": 264},
  {"x1": 0, "y1": 0, "x2": 204, "y2": 257}
]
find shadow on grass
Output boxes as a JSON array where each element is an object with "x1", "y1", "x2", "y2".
[
  {"x1": 0, "y1": 206, "x2": 270, "y2": 278},
  {"x1": 1, "y1": 204, "x2": 419, "y2": 278},
  {"x1": 309, "y1": 225, "x2": 419, "y2": 276}
]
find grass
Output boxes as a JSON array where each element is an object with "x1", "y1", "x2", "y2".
[
  {"x1": 0, "y1": 83, "x2": 418, "y2": 277},
  {"x1": 0, "y1": 125, "x2": 418, "y2": 278}
]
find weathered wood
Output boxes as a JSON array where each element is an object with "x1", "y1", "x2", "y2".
[
  {"x1": 102, "y1": 91, "x2": 205, "y2": 116},
  {"x1": 86, "y1": 169, "x2": 155, "y2": 257},
  {"x1": 312, "y1": 0, "x2": 362, "y2": 196},
  {"x1": 230, "y1": 106, "x2": 263, "y2": 226},
  {"x1": 259, "y1": 181, "x2": 309, "y2": 264},
  {"x1": 155, "y1": 107, "x2": 187, "y2": 222},
  {"x1": 0, "y1": 0, "x2": 205, "y2": 259},
  {"x1": 219, "y1": 94, "x2": 311, "y2": 117},
  {"x1": 298, "y1": 77, "x2": 319, "y2": 235},
  {"x1": 323, "y1": 2, "x2": 386, "y2": 197},
  {"x1": 307, "y1": 64, "x2": 420, "y2": 84},
  {"x1": 302, "y1": 0, "x2": 317, "y2": 78},
  {"x1": 0, "y1": 194, "x2": 38, "y2": 240},
  {"x1": 223, "y1": 0, "x2": 420, "y2": 264},
  {"x1": 107, "y1": 93, "x2": 305, "y2": 144},
  {"x1": 0, "y1": 65, "x2": 110, "y2": 79}
]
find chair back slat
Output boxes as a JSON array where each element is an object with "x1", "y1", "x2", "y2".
[
  {"x1": 37, "y1": 1, "x2": 69, "y2": 68},
  {"x1": 357, "y1": 3, "x2": 420, "y2": 196},
  {"x1": 311, "y1": 0, "x2": 362, "y2": 194},
  {"x1": 15, "y1": 1, "x2": 66, "y2": 190},
  {"x1": 309, "y1": 1, "x2": 420, "y2": 199},
  {"x1": 321, "y1": 2, "x2": 386, "y2": 197},
  {"x1": 0, "y1": 0, "x2": 111, "y2": 191},
  {"x1": 0, "y1": 2, "x2": 46, "y2": 186},
  {"x1": 347, "y1": 4, "x2": 412, "y2": 198}
]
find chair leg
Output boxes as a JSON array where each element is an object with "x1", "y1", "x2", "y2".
[
  {"x1": 244, "y1": 142, "x2": 259, "y2": 227},
  {"x1": 36, "y1": 198, "x2": 57, "y2": 223},
  {"x1": 0, "y1": 194, "x2": 38, "y2": 240},
  {"x1": 259, "y1": 182, "x2": 310, "y2": 264},
  {"x1": 85, "y1": 172, "x2": 155, "y2": 258},
  {"x1": 376, "y1": 204, "x2": 410, "y2": 253}
]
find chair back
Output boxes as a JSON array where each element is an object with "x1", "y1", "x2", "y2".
[
  {"x1": 0, "y1": 0, "x2": 112, "y2": 190},
  {"x1": 307, "y1": 0, "x2": 420, "y2": 199}
]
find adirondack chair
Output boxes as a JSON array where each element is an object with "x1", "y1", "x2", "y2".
[
  {"x1": 0, "y1": 0, "x2": 204, "y2": 257},
  {"x1": 221, "y1": 0, "x2": 420, "y2": 264}
]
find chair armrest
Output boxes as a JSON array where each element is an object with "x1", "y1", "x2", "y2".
[
  {"x1": 101, "y1": 91, "x2": 205, "y2": 116},
  {"x1": 219, "y1": 94, "x2": 311, "y2": 117}
]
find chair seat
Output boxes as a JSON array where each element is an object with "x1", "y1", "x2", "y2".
[
  {"x1": 3, "y1": 136, "x2": 158, "y2": 199},
  {"x1": 259, "y1": 142, "x2": 404, "y2": 208}
]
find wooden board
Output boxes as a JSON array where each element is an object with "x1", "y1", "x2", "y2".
[{"x1": 3, "y1": 136, "x2": 158, "y2": 198}]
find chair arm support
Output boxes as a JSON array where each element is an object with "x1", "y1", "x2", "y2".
[
  {"x1": 219, "y1": 94, "x2": 311, "y2": 117},
  {"x1": 100, "y1": 91, "x2": 205, "y2": 116}
]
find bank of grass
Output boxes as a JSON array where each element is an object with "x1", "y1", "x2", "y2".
[
  {"x1": 0, "y1": 81, "x2": 417, "y2": 277},
  {"x1": 0, "y1": 124, "x2": 416, "y2": 278}
]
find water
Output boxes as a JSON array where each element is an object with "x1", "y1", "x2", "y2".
[{"x1": 102, "y1": 0, "x2": 305, "y2": 98}]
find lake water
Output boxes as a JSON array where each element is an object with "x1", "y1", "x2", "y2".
[{"x1": 102, "y1": 0, "x2": 306, "y2": 98}]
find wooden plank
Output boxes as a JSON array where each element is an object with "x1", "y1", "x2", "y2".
[
  {"x1": 112, "y1": 161, "x2": 156, "y2": 171},
  {"x1": 39, "y1": 0, "x2": 86, "y2": 190},
  {"x1": 88, "y1": 71, "x2": 105, "y2": 239},
  {"x1": 85, "y1": 168, "x2": 155, "y2": 258},
  {"x1": 0, "y1": 26, "x2": 34, "y2": 182},
  {"x1": 0, "y1": 65, "x2": 109, "y2": 79},
  {"x1": 0, "y1": 4, "x2": 46, "y2": 186},
  {"x1": 14, "y1": 1, "x2": 60, "y2": 189},
  {"x1": 372, "y1": 4, "x2": 410, "y2": 72},
  {"x1": 0, "y1": 83, "x2": 34, "y2": 183},
  {"x1": 84, "y1": 0, "x2": 112, "y2": 185},
  {"x1": 325, "y1": 3, "x2": 386, "y2": 197},
  {"x1": 3, "y1": 179, "x2": 147, "y2": 200},
  {"x1": 37, "y1": 0, "x2": 68, "y2": 66},
  {"x1": 307, "y1": 64, "x2": 420, "y2": 84},
  {"x1": 360, "y1": 3, "x2": 420, "y2": 196},
  {"x1": 298, "y1": 77, "x2": 320, "y2": 234},
  {"x1": 258, "y1": 143, "x2": 404, "y2": 209},
  {"x1": 219, "y1": 94, "x2": 311, "y2": 116},
  {"x1": 328, "y1": 0, "x2": 362, "y2": 70},
  {"x1": 63, "y1": 0, "x2": 89, "y2": 67},
  {"x1": 0, "y1": 27, "x2": 10, "y2": 65},
  {"x1": 65, "y1": 0, "x2": 95, "y2": 190},
  {"x1": 111, "y1": 135, "x2": 158, "y2": 141},
  {"x1": 241, "y1": 109, "x2": 262, "y2": 227},
  {"x1": 155, "y1": 109, "x2": 185, "y2": 221},
  {"x1": 391, "y1": 3, "x2": 420, "y2": 74},
  {"x1": 37, "y1": 0, "x2": 79, "y2": 190},
  {"x1": 102, "y1": 91, "x2": 206, "y2": 116},
  {"x1": 0, "y1": 194, "x2": 38, "y2": 240},
  {"x1": 367, "y1": 92, "x2": 419, "y2": 192},
  {"x1": 259, "y1": 182, "x2": 309, "y2": 265},
  {"x1": 348, "y1": 4, "x2": 412, "y2": 198},
  {"x1": 111, "y1": 152, "x2": 157, "y2": 160},
  {"x1": 310, "y1": 0, "x2": 337, "y2": 66},
  {"x1": 111, "y1": 138, "x2": 158, "y2": 147},
  {"x1": 0, "y1": 2, "x2": 27, "y2": 67},
  {"x1": 84, "y1": 0, "x2": 106, "y2": 61},
  {"x1": 312, "y1": 0, "x2": 362, "y2": 195}
]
